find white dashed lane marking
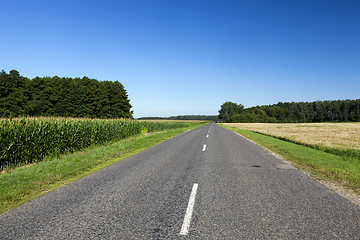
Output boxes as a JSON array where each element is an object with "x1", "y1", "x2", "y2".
[{"x1": 180, "y1": 183, "x2": 199, "y2": 235}]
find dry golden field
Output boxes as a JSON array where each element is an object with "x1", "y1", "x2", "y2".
[{"x1": 223, "y1": 122, "x2": 360, "y2": 150}]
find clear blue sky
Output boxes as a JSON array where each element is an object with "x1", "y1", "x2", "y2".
[{"x1": 1, "y1": 0, "x2": 359, "y2": 118}]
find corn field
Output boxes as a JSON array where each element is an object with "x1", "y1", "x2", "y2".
[{"x1": 0, "y1": 117, "x2": 191, "y2": 170}]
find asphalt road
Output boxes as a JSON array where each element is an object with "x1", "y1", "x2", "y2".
[{"x1": 1, "y1": 123, "x2": 359, "y2": 239}]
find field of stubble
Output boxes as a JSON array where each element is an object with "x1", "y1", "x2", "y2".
[{"x1": 223, "y1": 122, "x2": 360, "y2": 150}]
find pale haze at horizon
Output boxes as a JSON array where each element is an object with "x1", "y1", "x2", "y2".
[{"x1": 1, "y1": 0, "x2": 359, "y2": 118}]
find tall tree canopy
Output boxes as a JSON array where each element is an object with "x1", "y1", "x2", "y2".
[
  {"x1": 0, "y1": 70, "x2": 133, "y2": 118},
  {"x1": 219, "y1": 100, "x2": 360, "y2": 123},
  {"x1": 218, "y1": 101, "x2": 244, "y2": 122}
]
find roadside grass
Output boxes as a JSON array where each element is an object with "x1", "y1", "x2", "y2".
[
  {"x1": 256, "y1": 132, "x2": 360, "y2": 162},
  {"x1": 220, "y1": 124, "x2": 360, "y2": 195},
  {"x1": 0, "y1": 124, "x2": 205, "y2": 213}
]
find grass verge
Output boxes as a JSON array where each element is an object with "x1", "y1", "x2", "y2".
[
  {"x1": 249, "y1": 130, "x2": 360, "y2": 162},
  {"x1": 220, "y1": 124, "x2": 360, "y2": 195},
  {"x1": 0, "y1": 124, "x2": 205, "y2": 213}
]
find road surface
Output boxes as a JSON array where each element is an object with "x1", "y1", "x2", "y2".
[{"x1": 1, "y1": 123, "x2": 359, "y2": 239}]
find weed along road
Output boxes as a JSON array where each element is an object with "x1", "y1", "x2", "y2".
[{"x1": 1, "y1": 123, "x2": 360, "y2": 239}]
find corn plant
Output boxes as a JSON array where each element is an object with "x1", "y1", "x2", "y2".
[{"x1": 0, "y1": 117, "x2": 190, "y2": 170}]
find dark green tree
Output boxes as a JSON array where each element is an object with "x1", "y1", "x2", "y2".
[
  {"x1": 218, "y1": 101, "x2": 244, "y2": 122},
  {"x1": 0, "y1": 70, "x2": 134, "y2": 119}
]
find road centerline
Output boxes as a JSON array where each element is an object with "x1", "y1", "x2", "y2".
[
  {"x1": 202, "y1": 144, "x2": 207, "y2": 151},
  {"x1": 180, "y1": 183, "x2": 198, "y2": 236}
]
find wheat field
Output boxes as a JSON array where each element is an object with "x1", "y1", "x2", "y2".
[{"x1": 223, "y1": 122, "x2": 360, "y2": 150}]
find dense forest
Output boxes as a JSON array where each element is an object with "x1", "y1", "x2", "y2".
[
  {"x1": 0, "y1": 70, "x2": 133, "y2": 119},
  {"x1": 138, "y1": 115, "x2": 220, "y2": 121},
  {"x1": 219, "y1": 99, "x2": 360, "y2": 123}
]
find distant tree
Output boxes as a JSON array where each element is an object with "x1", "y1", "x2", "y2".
[
  {"x1": 111, "y1": 81, "x2": 133, "y2": 119},
  {"x1": 141, "y1": 115, "x2": 220, "y2": 121},
  {"x1": 0, "y1": 70, "x2": 32, "y2": 117},
  {"x1": 0, "y1": 70, "x2": 133, "y2": 119},
  {"x1": 218, "y1": 101, "x2": 244, "y2": 122},
  {"x1": 218, "y1": 99, "x2": 360, "y2": 123}
]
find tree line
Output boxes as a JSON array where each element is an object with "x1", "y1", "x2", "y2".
[
  {"x1": 0, "y1": 70, "x2": 133, "y2": 119},
  {"x1": 219, "y1": 99, "x2": 360, "y2": 123},
  {"x1": 138, "y1": 115, "x2": 220, "y2": 122}
]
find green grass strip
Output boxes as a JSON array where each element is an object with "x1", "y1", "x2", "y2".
[
  {"x1": 249, "y1": 130, "x2": 360, "y2": 162},
  {"x1": 0, "y1": 124, "x2": 206, "y2": 213},
  {"x1": 220, "y1": 124, "x2": 360, "y2": 195}
]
